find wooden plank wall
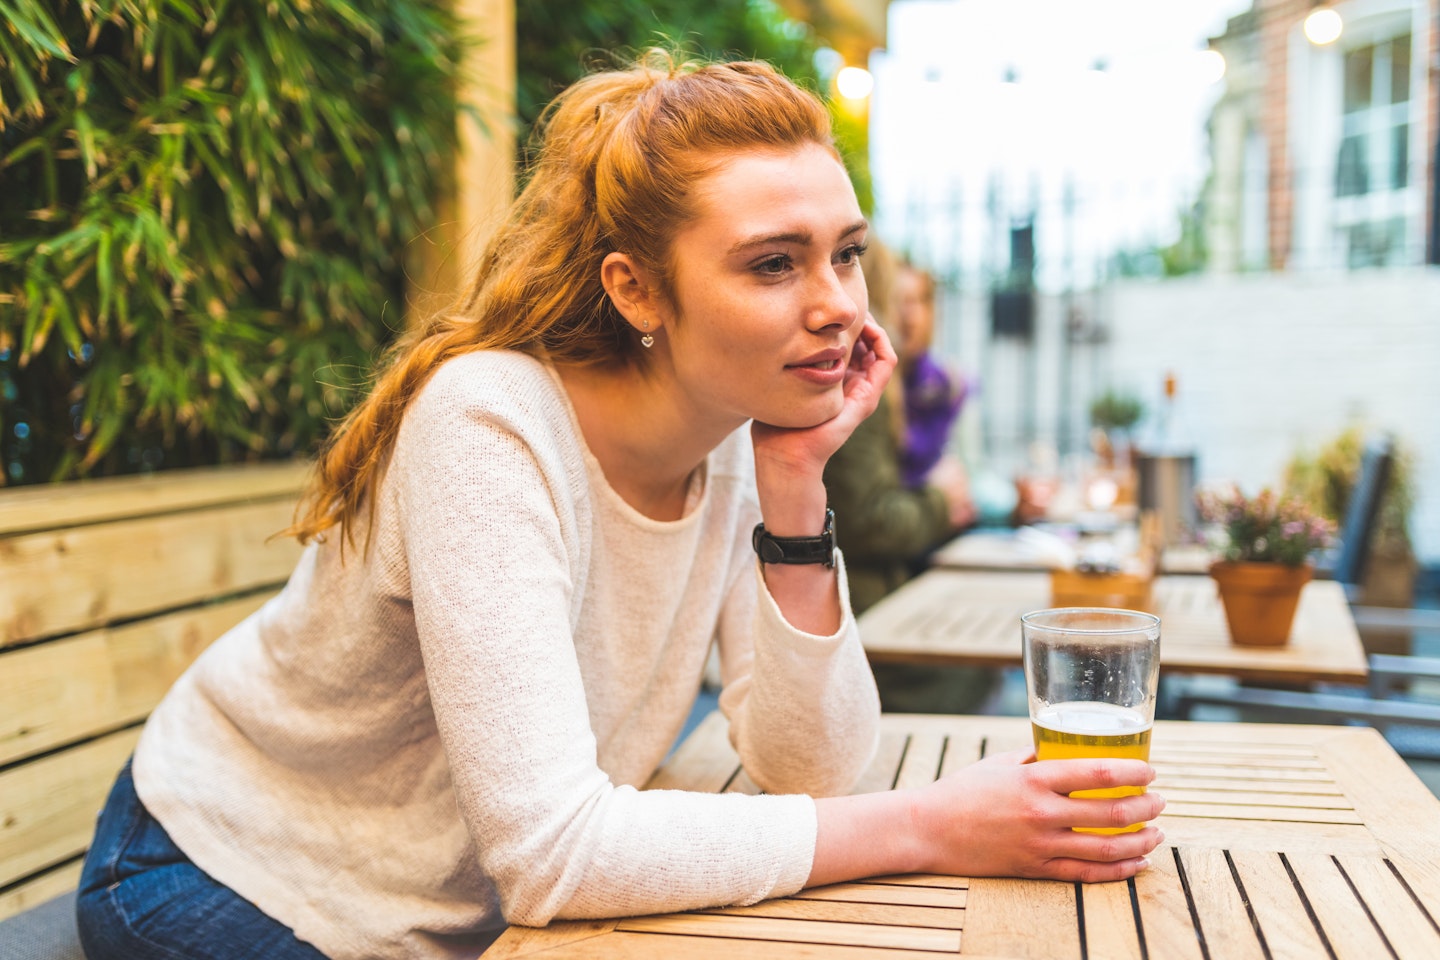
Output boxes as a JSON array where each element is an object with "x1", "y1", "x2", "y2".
[{"x1": 0, "y1": 463, "x2": 308, "y2": 918}]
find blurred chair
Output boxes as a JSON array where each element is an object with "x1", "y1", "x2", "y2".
[{"x1": 1176, "y1": 435, "x2": 1440, "y2": 759}]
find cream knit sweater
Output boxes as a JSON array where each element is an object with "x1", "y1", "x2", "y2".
[{"x1": 132, "y1": 351, "x2": 881, "y2": 960}]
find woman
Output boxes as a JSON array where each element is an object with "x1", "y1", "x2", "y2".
[
  {"x1": 893, "y1": 263, "x2": 970, "y2": 490},
  {"x1": 76, "y1": 55, "x2": 1163, "y2": 960}
]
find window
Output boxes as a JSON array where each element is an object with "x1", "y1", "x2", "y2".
[{"x1": 1334, "y1": 33, "x2": 1415, "y2": 266}]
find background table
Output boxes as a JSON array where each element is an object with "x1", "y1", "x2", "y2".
[
  {"x1": 931, "y1": 529, "x2": 1215, "y2": 576},
  {"x1": 859, "y1": 569, "x2": 1368, "y2": 685},
  {"x1": 488, "y1": 712, "x2": 1440, "y2": 959}
]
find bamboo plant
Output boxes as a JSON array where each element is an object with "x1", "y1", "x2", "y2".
[{"x1": 0, "y1": 0, "x2": 464, "y2": 482}]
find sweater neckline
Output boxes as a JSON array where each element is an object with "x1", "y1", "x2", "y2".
[{"x1": 541, "y1": 360, "x2": 710, "y2": 531}]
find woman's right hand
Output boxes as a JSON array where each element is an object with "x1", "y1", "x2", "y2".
[
  {"x1": 908, "y1": 749, "x2": 1165, "y2": 882},
  {"x1": 809, "y1": 748, "x2": 1164, "y2": 889}
]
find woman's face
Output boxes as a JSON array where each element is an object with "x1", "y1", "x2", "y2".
[
  {"x1": 657, "y1": 143, "x2": 869, "y2": 430},
  {"x1": 894, "y1": 267, "x2": 935, "y2": 363}
]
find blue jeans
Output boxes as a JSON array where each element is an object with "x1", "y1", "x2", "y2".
[{"x1": 75, "y1": 760, "x2": 331, "y2": 960}]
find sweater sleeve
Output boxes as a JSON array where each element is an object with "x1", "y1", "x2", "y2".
[
  {"x1": 823, "y1": 391, "x2": 951, "y2": 561},
  {"x1": 714, "y1": 549, "x2": 881, "y2": 799},
  {"x1": 395, "y1": 375, "x2": 819, "y2": 927}
]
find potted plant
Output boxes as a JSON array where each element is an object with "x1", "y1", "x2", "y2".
[{"x1": 1197, "y1": 486, "x2": 1335, "y2": 646}]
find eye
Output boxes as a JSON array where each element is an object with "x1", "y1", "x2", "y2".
[
  {"x1": 754, "y1": 254, "x2": 792, "y2": 276},
  {"x1": 836, "y1": 241, "x2": 869, "y2": 266}
]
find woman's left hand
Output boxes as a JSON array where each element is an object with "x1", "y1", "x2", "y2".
[{"x1": 751, "y1": 317, "x2": 897, "y2": 478}]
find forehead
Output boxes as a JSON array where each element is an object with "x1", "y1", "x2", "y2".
[{"x1": 682, "y1": 143, "x2": 863, "y2": 241}]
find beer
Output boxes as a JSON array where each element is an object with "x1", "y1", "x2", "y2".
[{"x1": 1032, "y1": 701, "x2": 1152, "y2": 834}]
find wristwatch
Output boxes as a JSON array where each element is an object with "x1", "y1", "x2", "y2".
[{"x1": 752, "y1": 509, "x2": 836, "y2": 568}]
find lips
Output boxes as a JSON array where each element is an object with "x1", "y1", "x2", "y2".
[
  {"x1": 784, "y1": 346, "x2": 849, "y2": 386},
  {"x1": 786, "y1": 347, "x2": 848, "y2": 370}
]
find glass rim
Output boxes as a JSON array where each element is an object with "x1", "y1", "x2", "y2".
[{"x1": 1021, "y1": 607, "x2": 1161, "y2": 636}]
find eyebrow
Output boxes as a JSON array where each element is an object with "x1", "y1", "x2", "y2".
[{"x1": 728, "y1": 219, "x2": 869, "y2": 255}]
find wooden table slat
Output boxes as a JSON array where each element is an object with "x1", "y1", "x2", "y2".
[
  {"x1": 891, "y1": 732, "x2": 946, "y2": 792},
  {"x1": 1134, "y1": 848, "x2": 1206, "y2": 960},
  {"x1": 1158, "y1": 786, "x2": 1356, "y2": 810},
  {"x1": 1335, "y1": 855, "x2": 1440, "y2": 960},
  {"x1": 616, "y1": 912, "x2": 963, "y2": 952},
  {"x1": 864, "y1": 873, "x2": 969, "y2": 889},
  {"x1": 792, "y1": 881, "x2": 966, "y2": 908},
  {"x1": 644, "y1": 712, "x2": 737, "y2": 793},
  {"x1": 961, "y1": 877, "x2": 1081, "y2": 960},
  {"x1": 1162, "y1": 802, "x2": 1365, "y2": 825},
  {"x1": 1227, "y1": 849, "x2": 1333, "y2": 960},
  {"x1": 1079, "y1": 879, "x2": 1144, "y2": 959},
  {"x1": 1174, "y1": 847, "x2": 1268, "y2": 960},
  {"x1": 571, "y1": 931, "x2": 968, "y2": 959},
  {"x1": 849, "y1": 730, "x2": 908, "y2": 795},
  {"x1": 698, "y1": 896, "x2": 962, "y2": 927},
  {"x1": 1157, "y1": 819, "x2": 1382, "y2": 857},
  {"x1": 1281, "y1": 853, "x2": 1397, "y2": 960}
]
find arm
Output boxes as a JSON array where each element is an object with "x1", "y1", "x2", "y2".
[
  {"x1": 749, "y1": 318, "x2": 896, "y2": 635},
  {"x1": 715, "y1": 549, "x2": 880, "y2": 798}
]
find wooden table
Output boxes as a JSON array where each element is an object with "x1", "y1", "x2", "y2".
[
  {"x1": 859, "y1": 570, "x2": 1368, "y2": 685},
  {"x1": 932, "y1": 529, "x2": 1214, "y2": 576},
  {"x1": 488, "y1": 712, "x2": 1440, "y2": 959}
]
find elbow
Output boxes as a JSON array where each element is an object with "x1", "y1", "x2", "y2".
[{"x1": 744, "y1": 703, "x2": 881, "y2": 799}]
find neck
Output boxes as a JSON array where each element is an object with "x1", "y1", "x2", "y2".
[{"x1": 556, "y1": 360, "x2": 740, "y2": 521}]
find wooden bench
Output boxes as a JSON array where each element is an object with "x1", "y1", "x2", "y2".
[{"x1": 0, "y1": 463, "x2": 307, "y2": 920}]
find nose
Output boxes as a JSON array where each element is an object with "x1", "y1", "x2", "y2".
[{"x1": 806, "y1": 264, "x2": 862, "y2": 333}]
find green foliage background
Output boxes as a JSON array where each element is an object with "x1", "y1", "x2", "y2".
[
  {"x1": 0, "y1": 0, "x2": 869, "y2": 485},
  {"x1": 515, "y1": 0, "x2": 872, "y2": 212},
  {"x1": 0, "y1": 0, "x2": 463, "y2": 483}
]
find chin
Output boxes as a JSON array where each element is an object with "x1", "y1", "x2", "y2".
[{"x1": 764, "y1": 391, "x2": 845, "y2": 430}]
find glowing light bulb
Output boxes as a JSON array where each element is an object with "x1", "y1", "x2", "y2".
[
  {"x1": 835, "y1": 66, "x2": 874, "y2": 101},
  {"x1": 1196, "y1": 49, "x2": 1226, "y2": 85},
  {"x1": 1304, "y1": 9, "x2": 1343, "y2": 45}
]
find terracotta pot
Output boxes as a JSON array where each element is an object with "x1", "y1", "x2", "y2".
[{"x1": 1209, "y1": 561, "x2": 1314, "y2": 646}]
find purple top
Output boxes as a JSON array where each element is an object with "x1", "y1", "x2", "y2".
[{"x1": 900, "y1": 352, "x2": 967, "y2": 489}]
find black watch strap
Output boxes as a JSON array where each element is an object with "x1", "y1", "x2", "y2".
[{"x1": 752, "y1": 508, "x2": 836, "y2": 568}]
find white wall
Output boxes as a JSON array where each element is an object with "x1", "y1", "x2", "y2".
[{"x1": 1104, "y1": 269, "x2": 1440, "y2": 561}]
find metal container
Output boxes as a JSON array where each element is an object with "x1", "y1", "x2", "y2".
[{"x1": 1137, "y1": 453, "x2": 1197, "y2": 546}]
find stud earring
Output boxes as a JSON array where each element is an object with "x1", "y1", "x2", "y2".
[{"x1": 640, "y1": 320, "x2": 654, "y2": 349}]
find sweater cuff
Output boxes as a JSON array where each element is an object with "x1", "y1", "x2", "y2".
[{"x1": 754, "y1": 794, "x2": 820, "y2": 903}]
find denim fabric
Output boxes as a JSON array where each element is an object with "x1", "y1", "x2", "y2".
[{"x1": 75, "y1": 760, "x2": 331, "y2": 960}]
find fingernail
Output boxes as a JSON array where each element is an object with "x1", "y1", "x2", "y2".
[
  {"x1": 1156, "y1": 830, "x2": 1166, "y2": 844},
  {"x1": 1136, "y1": 857, "x2": 1151, "y2": 870}
]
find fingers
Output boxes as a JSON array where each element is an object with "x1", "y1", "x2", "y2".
[
  {"x1": 1032, "y1": 758, "x2": 1155, "y2": 796},
  {"x1": 1060, "y1": 791, "x2": 1167, "y2": 831},
  {"x1": 1024, "y1": 828, "x2": 1165, "y2": 884},
  {"x1": 1038, "y1": 854, "x2": 1157, "y2": 884},
  {"x1": 859, "y1": 316, "x2": 897, "y2": 367},
  {"x1": 1049, "y1": 825, "x2": 1165, "y2": 864}
]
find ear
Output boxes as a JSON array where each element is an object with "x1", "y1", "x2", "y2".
[{"x1": 601, "y1": 252, "x2": 666, "y2": 335}]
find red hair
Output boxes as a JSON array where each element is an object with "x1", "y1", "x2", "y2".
[{"x1": 287, "y1": 52, "x2": 835, "y2": 546}]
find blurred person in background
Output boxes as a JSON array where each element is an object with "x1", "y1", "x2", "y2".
[
  {"x1": 893, "y1": 263, "x2": 970, "y2": 492},
  {"x1": 823, "y1": 247, "x2": 994, "y2": 713},
  {"x1": 75, "y1": 55, "x2": 1163, "y2": 960}
]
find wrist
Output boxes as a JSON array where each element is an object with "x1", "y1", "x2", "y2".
[
  {"x1": 899, "y1": 787, "x2": 936, "y2": 875},
  {"x1": 753, "y1": 467, "x2": 827, "y2": 538}
]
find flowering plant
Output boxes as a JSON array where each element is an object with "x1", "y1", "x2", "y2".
[{"x1": 1196, "y1": 486, "x2": 1335, "y2": 567}]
